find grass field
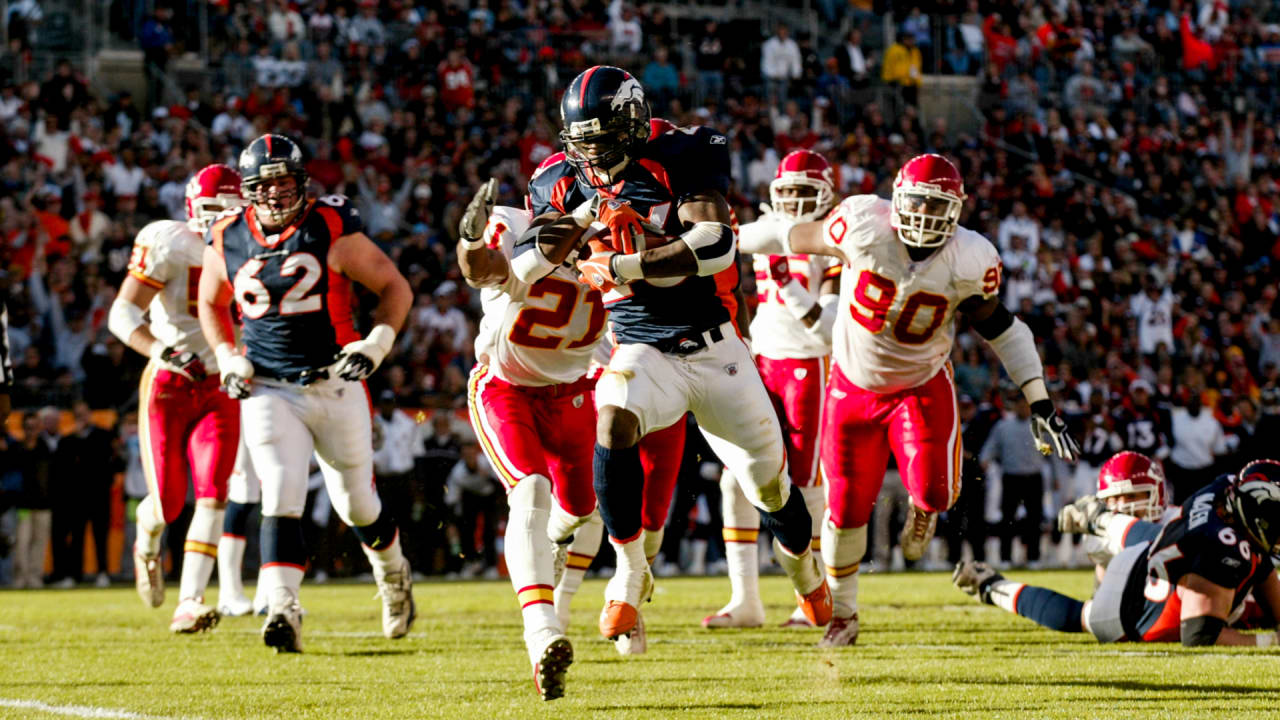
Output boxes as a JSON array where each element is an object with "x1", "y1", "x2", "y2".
[{"x1": 3, "y1": 570, "x2": 1279, "y2": 719}]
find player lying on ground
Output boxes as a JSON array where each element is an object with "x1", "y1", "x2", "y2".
[
  {"x1": 954, "y1": 460, "x2": 1280, "y2": 646},
  {"x1": 706, "y1": 149, "x2": 841, "y2": 629},
  {"x1": 197, "y1": 134, "x2": 415, "y2": 653},
  {"x1": 738, "y1": 153, "x2": 1080, "y2": 647},
  {"x1": 108, "y1": 164, "x2": 246, "y2": 633},
  {"x1": 515, "y1": 66, "x2": 831, "y2": 651}
]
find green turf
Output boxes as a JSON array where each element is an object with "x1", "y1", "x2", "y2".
[{"x1": 2, "y1": 570, "x2": 1279, "y2": 719}]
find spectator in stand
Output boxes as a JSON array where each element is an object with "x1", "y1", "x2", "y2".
[
  {"x1": 346, "y1": 0, "x2": 386, "y2": 47},
  {"x1": 438, "y1": 47, "x2": 476, "y2": 115},
  {"x1": 609, "y1": 5, "x2": 643, "y2": 62},
  {"x1": 12, "y1": 411, "x2": 52, "y2": 588},
  {"x1": 1114, "y1": 379, "x2": 1172, "y2": 462},
  {"x1": 418, "y1": 412, "x2": 460, "y2": 574},
  {"x1": 642, "y1": 46, "x2": 679, "y2": 116},
  {"x1": 138, "y1": 6, "x2": 174, "y2": 107},
  {"x1": 1131, "y1": 272, "x2": 1176, "y2": 358},
  {"x1": 837, "y1": 29, "x2": 871, "y2": 87},
  {"x1": 981, "y1": 393, "x2": 1047, "y2": 569},
  {"x1": 695, "y1": 21, "x2": 726, "y2": 104},
  {"x1": 1167, "y1": 387, "x2": 1227, "y2": 502},
  {"x1": 50, "y1": 402, "x2": 117, "y2": 588},
  {"x1": 881, "y1": 32, "x2": 923, "y2": 107},
  {"x1": 761, "y1": 24, "x2": 801, "y2": 106},
  {"x1": 446, "y1": 442, "x2": 500, "y2": 579},
  {"x1": 373, "y1": 390, "x2": 423, "y2": 571}
]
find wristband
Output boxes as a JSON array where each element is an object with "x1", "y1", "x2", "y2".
[
  {"x1": 569, "y1": 197, "x2": 598, "y2": 228},
  {"x1": 459, "y1": 235, "x2": 486, "y2": 251},
  {"x1": 214, "y1": 343, "x2": 238, "y2": 369},
  {"x1": 366, "y1": 323, "x2": 397, "y2": 357},
  {"x1": 611, "y1": 253, "x2": 644, "y2": 282},
  {"x1": 148, "y1": 340, "x2": 166, "y2": 360}
]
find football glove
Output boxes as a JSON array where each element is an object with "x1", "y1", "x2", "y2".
[
  {"x1": 214, "y1": 344, "x2": 254, "y2": 400},
  {"x1": 576, "y1": 238, "x2": 619, "y2": 293},
  {"x1": 1056, "y1": 494, "x2": 1106, "y2": 535},
  {"x1": 152, "y1": 344, "x2": 207, "y2": 383},
  {"x1": 766, "y1": 255, "x2": 793, "y2": 285},
  {"x1": 458, "y1": 178, "x2": 497, "y2": 248},
  {"x1": 597, "y1": 199, "x2": 645, "y2": 254},
  {"x1": 335, "y1": 324, "x2": 396, "y2": 382},
  {"x1": 1030, "y1": 400, "x2": 1080, "y2": 462}
]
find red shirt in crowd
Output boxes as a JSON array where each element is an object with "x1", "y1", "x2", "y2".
[{"x1": 438, "y1": 60, "x2": 475, "y2": 112}]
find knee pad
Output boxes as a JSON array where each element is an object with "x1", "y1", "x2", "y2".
[
  {"x1": 330, "y1": 478, "x2": 383, "y2": 528},
  {"x1": 509, "y1": 474, "x2": 552, "y2": 512},
  {"x1": 720, "y1": 469, "x2": 761, "y2": 530},
  {"x1": 742, "y1": 469, "x2": 791, "y2": 514}
]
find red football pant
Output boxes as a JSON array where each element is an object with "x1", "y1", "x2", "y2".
[
  {"x1": 468, "y1": 365, "x2": 598, "y2": 517},
  {"x1": 138, "y1": 363, "x2": 240, "y2": 524},
  {"x1": 756, "y1": 354, "x2": 828, "y2": 488},
  {"x1": 638, "y1": 416, "x2": 688, "y2": 532},
  {"x1": 821, "y1": 362, "x2": 962, "y2": 529}
]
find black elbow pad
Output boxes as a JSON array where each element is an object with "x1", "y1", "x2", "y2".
[
  {"x1": 971, "y1": 303, "x2": 1016, "y2": 340},
  {"x1": 1180, "y1": 615, "x2": 1225, "y2": 647}
]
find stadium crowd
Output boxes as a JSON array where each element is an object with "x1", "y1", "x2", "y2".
[{"x1": 4, "y1": 0, "x2": 1280, "y2": 585}]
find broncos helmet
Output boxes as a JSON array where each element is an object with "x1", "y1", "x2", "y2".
[
  {"x1": 239, "y1": 134, "x2": 309, "y2": 226},
  {"x1": 1230, "y1": 459, "x2": 1280, "y2": 554},
  {"x1": 559, "y1": 66, "x2": 650, "y2": 189}
]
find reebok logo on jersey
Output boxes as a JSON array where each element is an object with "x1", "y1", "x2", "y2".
[
  {"x1": 794, "y1": 368, "x2": 808, "y2": 380},
  {"x1": 710, "y1": 135, "x2": 727, "y2": 145},
  {"x1": 573, "y1": 394, "x2": 584, "y2": 408},
  {"x1": 725, "y1": 363, "x2": 738, "y2": 376}
]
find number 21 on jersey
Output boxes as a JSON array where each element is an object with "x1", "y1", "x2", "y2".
[{"x1": 509, "y1": 276, "x2": 605, "y2": 350}]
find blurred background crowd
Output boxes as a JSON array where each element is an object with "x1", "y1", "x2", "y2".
[{"x1": 3, "y1": 0, "x2": 1280, "y2": 587}]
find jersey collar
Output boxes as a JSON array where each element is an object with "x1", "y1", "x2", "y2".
[{"x1": 247, "y1": 200, "x2": 314, "y2": 249}]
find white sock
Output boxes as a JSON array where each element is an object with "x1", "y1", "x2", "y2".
[
  {"x1": 643, "y1": 527, "x2": 664, "y2": 565},
  {"x1": 363, "y1": 533, "x2": 407, "y2": 579},
  {"x1": 822, "y1": 518, "x2": 867, "y2": 618},
  {"x1": 555, "y1": 510, "x2": 602, "y2": 631},
  {"x1": 259, "y1": 563, "x2": 304, "y2": 608},
  {"x1": 987, "y1": 580, "x2": 1026, "y2": 613},
  {"x1": 135, "y1": 495, "x2": 164, "y2": 557},
  {"x1": 506, "y1": 477, "x2": 559, "y2": 651},
  {"x1": 179, "y1": 503, "x2": 223, "y2": 601},
  {"x1": 720, "y1": 470, "x2": 761, "y2": 609},
  {"x1": 772, "y1": 537, "x2": 822, "y2": 595},
  {"x1": 606, "y1": 535, "x2": 648, "y2": 605},
  {"x1": 218, "y1": 534, "x2": 248, "y2": 601},
  {"x1": 547, "y1": 503, "x2": 586, "y2": 544}
]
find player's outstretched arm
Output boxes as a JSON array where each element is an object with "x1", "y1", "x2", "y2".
[
  {"x1": 329, "y1": 232, "x2": 412, "y2": 381},
  {"x1": 738, "y1": 215, "x2": 845, "y2": 262},
  {"x1": 457, "y1": 178, "x2": 509, "y2": 288},
  {"x1": 963, "y1": 294, "x2": 1080, "y2": 462},
  {"x1": 1178, "y1": 573, "x2": 1277, "y2": 646}
]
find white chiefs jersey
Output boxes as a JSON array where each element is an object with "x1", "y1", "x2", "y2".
[
  {"x1": 750, "y1": 253, "x2": 839, "y2": 359},
  {"x1": 126, "y1": 219, "x2": 214, "y2": 368},
  {"x1": 473, "y1": 206, "x2": 607, "y2": 386},
  {"x1": 822, "y1": 195, "x2": 1002, "y2": 393}
]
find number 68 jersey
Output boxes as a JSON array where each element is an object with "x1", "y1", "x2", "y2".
[
  {"x1": 474, "y1": 206, "x2": 606, "y2": 386},
  {"x1": 821, "y1": 195, "x2": 1003, "y2": 393},
  {"x1": 208, "y1": 196, "x2": 362, "y2": 379}
]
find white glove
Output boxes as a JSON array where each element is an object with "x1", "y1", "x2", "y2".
[
  {"x1": 335, "y1": 324, "x2": 396, "y2": 381},
  {"x1": 1030, "y1": 400, "x2": 1081, "y2": 462},
  {"x1": 214, "y1": 343, "x2": 254, "y2": 399},
  {"x1": 1057, "y1": 494, "x2": 1105, "y2": 535},
  {"x1": 458, "y1": 178, "x2": 497, "y2": 249},
  {"x1": 150, "y1": 341, "x2": 208, "y2": 382}
]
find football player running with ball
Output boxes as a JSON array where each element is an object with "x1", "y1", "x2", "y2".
[
  {"x1": 514, "y1": 67, "x2": 831, "y2": 650},
  {"x1": 705, "y1": 150, "x2": 841, "y2": 629},
  {"x1": 739, "y1": 153, "x2": 1080, "y2": 646},
  {"x1": 108, "y1": 164, "x2": 246, "y2": 633},
  {"x1": 955, "y1": 460, "x2": 1280, "y2": 646},
  {"x1": 197, "y1": 134, "x2": 415, "y2": 653}
]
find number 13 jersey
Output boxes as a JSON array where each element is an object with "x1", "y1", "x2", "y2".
[
  {"x1": 473, "y1": 206, "x2": 607, "y2": 387},
  {"x1": 822, "y1": 195, "x2": 1003, "y2": 393},
  {"x1": 208, "y1": 197, "x2": 362, "y2": 379}
]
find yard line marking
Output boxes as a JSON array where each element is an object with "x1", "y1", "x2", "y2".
[{"x1": 0, "y1": 698, "x2": 205, "y2": 719}]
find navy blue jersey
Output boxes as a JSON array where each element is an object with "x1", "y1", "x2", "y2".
[
  {"x1": 1117, "y1": 476, "x2": 1275, "y2": 641},
  {"x1": 209, "y1": 196, "x2": 362, "y2": 379},
  {"x1": 527, "y1": 125, "x2": 739, "y2": 345}
]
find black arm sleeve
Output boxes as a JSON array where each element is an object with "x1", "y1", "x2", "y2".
[
  {"x1": 970, "y1": 301, "x2": 1016, "y2": 340},
  {"x1": 1180, "y1": 615, "x2": 1226, "y2": 647}
]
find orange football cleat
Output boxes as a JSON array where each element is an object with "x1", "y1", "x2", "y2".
[
  {"x1": 598, "y1": 600, "x2": 639, "y2": 640},
  {"x1": 796, "y1": 579, "x2": 833, "y2": 627}
]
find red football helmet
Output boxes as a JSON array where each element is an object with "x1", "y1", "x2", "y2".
[
  {"x1": 186, "y1": 164, "x2": 246, "y2": 232},
  {"x1": 770, "y1": 150, "x2": 835, "y2": 223},
  {"x1": 890, "y1": 153, "x2": 965, "y2": 248},
  {"x1": 649, "y1": 117, "x2": 677, "y2": 139},
  {"x1": 1096, "y1": 451, "x2": 1168, "y2": 520}
]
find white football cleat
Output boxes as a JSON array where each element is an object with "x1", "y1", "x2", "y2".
[
  {"x1": 262, "y1": 591, "x2": 304, "y2": 653},
  {"x1": 779, "y1": 606, "x2": 815, "y2": 628},
  {"x1": 170, "y1": 598, "x2": 220, "y2": 633},
  {"x1": 899, "y1": 504, "x2": 938, "y2": 562},
  {"x1": 531, "y1": 634, "x2": 573, "y2": 701},
  {"x1": 817, "y1": 613, "x2": 860, "y2": 648},
  {"x1": 552, "y1": 539, "x2": 570, "y2": 588},
  {"x1": 375, "y1": 559, "x2": 416, "y2": 639},
  {"x1": 218, "y1": 593, "x2": 254, "y2": 617},
  {"x1": 952, "y1": 560, "x2": 1003, "y2": 605},
  {"x1": 612, "y1": 610, "x2": 647, "y2": 655},
  {"x1": 701, "y1": 601, "x2": 765, "y2": 629},
  {"x1": 133, "y1": 548, "x2": 164, "y2": 609}
]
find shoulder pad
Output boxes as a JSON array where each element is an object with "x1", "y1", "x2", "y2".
[
  {"x1": 823, "y1": 195, "x2": 890, "y2": 250},
  {"x1": 136, "y1": 219, "x2": 193, "y2": 249},
  {"x1": 949, "y1": 227, "x2": 1003, "y2": 300},
  {"x1": 531, "y1": 151, "x2": 571, "y2": 182}
]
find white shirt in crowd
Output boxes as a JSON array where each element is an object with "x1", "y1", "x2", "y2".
[
  {"x1": 446, "y1": 455, "x2": 497, "y2": 509},
  {"x1": 997, "y1": 212, "x2": 1040, "y2": 254},
  {"x1": 414, "y1": 302, "x2": 470, "y2": 352},
  {"x1": 1168, "y1": 407, "x2": 1226, "y2": 470},
  {"x1": 374, "y1": 409, "x2": 422, "y2": 476},
  {"x1": 761, "y1": 34, "x2": 802, "y2": 80},
  {"x1": 104, "y1": 161, "x2": 147, "y2": 196},
  {"x1": 609, "y1": 14, "x2": 642, "y2": 54},
  {"x1": 1130, "y1": 288, "x2": 1175, "y2": 355}
]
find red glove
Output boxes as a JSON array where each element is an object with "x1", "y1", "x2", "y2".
[
  {"x1": 597, "y1": 199, "x2": 645, "y2": 254},
  {"x1": 576, "y1": 238, "x2": 619, "y2": 293},
  {"x1": 767, "y1": 255, "x2": 793, "y2": 285}
]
